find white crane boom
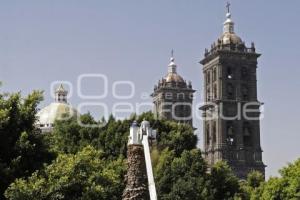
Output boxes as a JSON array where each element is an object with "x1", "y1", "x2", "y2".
[{"x1": 142, "y1": 135, "x2": 157, "y2": 200}]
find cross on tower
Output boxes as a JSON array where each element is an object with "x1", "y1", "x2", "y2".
[
  {"x1": 171, "y1": 49, "x2": 174, "y2": 58},
  {"x1": 226, "y1": 2, "x2": 231, "y2": 13}
]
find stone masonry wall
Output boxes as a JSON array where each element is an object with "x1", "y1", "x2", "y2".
[{"x1": 122, "y1": 144, "x2": 150, "y2": 200}]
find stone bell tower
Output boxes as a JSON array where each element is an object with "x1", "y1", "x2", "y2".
[
  {"x1": 199, "y1": 4, "x2": 265, "y2": 179},
  {"x1": 152, "y1": 52, "x2": 195, "y2": 126}
]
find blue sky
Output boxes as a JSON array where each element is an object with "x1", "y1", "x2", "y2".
[{"x1": 0, "y1": 0, "x2": 300, "y2": 178}]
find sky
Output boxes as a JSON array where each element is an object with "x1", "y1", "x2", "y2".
[{"x1": 0, "y1": 0, "x2": 300, "y2": 178}]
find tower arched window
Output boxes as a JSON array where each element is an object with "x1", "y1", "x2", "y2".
[
  {"x1": 212, "y1": 122, "x2": 216, "y2": 144},
  {"x1": 206, "y1": 124, "x2": 210, "y2": 145},
  {"x1": 242, "y1": 85, "x2": 249, "y2": 100},
  {"x1": 241, "y1": 67, "x2": 248, "y2": 79},
  {"x1": 226, "y1": 122, "x2": 235, "y2": 146},
  {"x1": 213, "y1": 68, "x2": 217, "y2": 81},
  {"x1": 243, "y1": 122, "x2": 252, "y2": 147},
  {"x1": 227, "y1": 83, "x2": 235, "y2": 99},
  {"x1": 227, "y1": 67, "x2": 234, "y2": 79},
  {"x1": 213, "y1": 84, "x2": 217, "y2": 99},
  {"x1": 207, "y1": 87, "x2": 211, "y2": 101},
  {"x1": 206, "y1": 71, "x2": 211, "y2": 84}
]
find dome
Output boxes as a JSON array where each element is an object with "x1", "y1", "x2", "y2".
[
  {"x1": 36, "y1": 102, "x2": 77, "y2": 132},
  {"x1": 165, "y1": 73, "x2": 184, "y2": 83},
  {"x1": 36, "y1": 84, "x2": 77, "y2": 133},
  {"x1": 37, "y1": 102, "x2": 77, "y2": 125},
  {"x1": 220, "y1": 32, "x2": 242, "y2": 45}
]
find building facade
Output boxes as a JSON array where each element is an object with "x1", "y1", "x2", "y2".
[
  {"x1": 152, "y1": 54, "x2": 195, "y2": 126},
  {"x1": 200, "y1": 6, "x2": 265, "y2": 178}
]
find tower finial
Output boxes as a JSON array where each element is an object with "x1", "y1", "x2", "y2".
[
  {"x1": 168, "y1": 50, "x2": 176, "y2": 73},
  {"x1": 223, "y1": 2, "x2": 234, "y2": 33},
  {"x1": 170, "y1": 49, "x2": 175, "y2": 62},
  {"x1": 226, "y1": 2, "x2": 231, "y2": 14}
]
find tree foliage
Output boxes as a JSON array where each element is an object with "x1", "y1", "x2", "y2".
[
  {"x1": 0, "y1": 91, "x2": 54, "y2": 199},
  {"x1": 51, "y1": 113, "x2": 130, "y2": 159},
  {"x1": 5, "y1": 146, "x2": 126, "y2": 200},
  {"x1": 154, "y1": 149, "x2": 211, "y2": 200},
  {"x1": 237, "y1": 170, "x2": 265, "y2": 200},
  {"x1": 209, "y1": 161, "x2": 240, "y2": 200},
  {"x1": 50, "y1": 111, "x2": 197, "y2": 159},
  {"x1": 1, "y1": 88, "x2": 300, "y2": 200},
  {"x1": 251, "y1": 158, "x2": 300, "y2": 200}
]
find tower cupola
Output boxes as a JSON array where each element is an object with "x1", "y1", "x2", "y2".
[
  {"x1": 168, "y1": 56, "x2": 177, "y2": 74},
  {"x1": 220, "y1": 2, "x2": 242, "y2": 45},
  {"x1": 165, "y1": 51, "x2": 184, "y2": 83},
  {"x1": 55, "y1": 84, "x2": 68, "y2": 103}
]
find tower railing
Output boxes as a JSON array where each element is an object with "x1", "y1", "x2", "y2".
[{"x1": 204, "y1": 43, "x2": 256, "y2": 58}]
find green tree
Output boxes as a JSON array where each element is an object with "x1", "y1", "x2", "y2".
[
  {"x1": 98, "y1": 116, "x2": 130, "y2": 159},
  {"x1": 252, "y1": 158, "x2": 300, "y2": 200},
  {"x1": 5, "y1": 146, "x2": 126, "y2": 200},
  {"x1": 237, "y1": 171, "x2": 264, "y2": 200},
  {"x1": 155, "y1": 149, "x2": 211, "y2": 200},
  {"x1": 0, "y1": 91, "x2": 53, "y2": 199},
  {"x1": 246, "y1": 171, "x2": 264, "y2": 188},
  {"x1": 51, "y1": 113, "x2": 130, "y2": 159},
  {"x1": 51, "y1": 111, "x2": 196, "y2": 160},
  {"x1": 51, "y1": 113, "x2": 100, "y2": 154},
  {"x1": 209, "y1": 161, "x2": 240, "y2": 200}
]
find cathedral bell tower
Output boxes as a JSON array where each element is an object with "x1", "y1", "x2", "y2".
[
  {"x1": 199, "y1": 4, "x2": 266, "y2": 179},
  {"x1": 152, "y1": 52, "x2": 195, "y2": 126}
]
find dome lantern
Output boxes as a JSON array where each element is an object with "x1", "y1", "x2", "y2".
[
  {"x1": 168, "y1": 49, "x2": 177, "y2": 74},
  {"x1": 223, "y1": 2, "x2": 234, "y2": 34},
  {"x1": 55, "y1": 84, "x2": 68, "y2": 103},
  {"x1": 220, "y1": 2, "x2": 242, "y2": 45},
  {"x1": 165, "y1": 50, "x2": 184, "y2": 83}
]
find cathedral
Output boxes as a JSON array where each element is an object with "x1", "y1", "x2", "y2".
[{"x1": 199, "y1": 4, "x2": 265, "y2": 178}]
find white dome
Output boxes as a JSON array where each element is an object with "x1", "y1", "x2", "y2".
[{"x1": 36, "y1": 102, "x2": 77, "y2": 131}]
